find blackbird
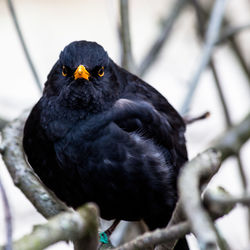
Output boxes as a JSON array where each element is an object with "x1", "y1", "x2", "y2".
[{"x1": 23, "y1": 40, "x2": 188, "y2": 249}]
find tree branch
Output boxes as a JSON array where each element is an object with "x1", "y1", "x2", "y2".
[
  {"x1": 179, "y1": 149, "x2": 221, "y2": 250},
  {"x1": 0, "y1": 203, "x2": 98, "y2": 250},
  {"x1": 115, "y1": 185, "x2": 235, "y2": 250},
  {"x1": 0, "y1": 111, "x2": 70, "y2": 219},
  {"x1": 137, "y1": 0, "x2": 187, "y2": 77},
  {"x1": 119, "y1": 0, "x2": 135, "y2": 72},
  {"x1": 0, "y1": 175, "x2": 13, "y2": 250},
  {"x1": 180, "y1": 0, "x2": 227, "y2": 114},
  {"x1": 178, "y1": 112, "x2": 250, "y2": 249},
  {"x1": 216, "y1": 23, "x2": 250, "y2": 45},
  {"x1": 214, "y1": 112, "x2": 250, "y2": 161},
  {"x1": 114, "y1": 222, "x2": 190, "y2": 250},
  {"x1": 204, "y1": 187, "x2": 250, "y2": 211},
  {"x1": 0, "y1": 117, "x2": 8, "y2": 131},
  {"x1": 117, "y1": 108, "x2": 250, "y2": 250},
  {"x1": 6, "y1": 0, "x2": 42, "y2": 92}
]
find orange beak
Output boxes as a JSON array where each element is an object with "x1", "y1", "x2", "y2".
[{"x1": 74, "y1": 65, "x2": 90, "y2": 80}]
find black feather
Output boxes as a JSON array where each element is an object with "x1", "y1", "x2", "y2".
[{"x1": 23, "y1": 40, "x2": 188, "y2": 249}]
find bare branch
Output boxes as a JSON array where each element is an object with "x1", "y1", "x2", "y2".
[
  {"x1": 216, "y1": 23, "x2": 250, "y2": 45},
  {"x1": 116, "y1": 111, "x2": 250, "y2": 250},
  {"x1": 119, "y1": 0, "x2": 135, "y2": 72},
  {"x1": 115, "y1": 183, "x2": 236, "y2": 250},
  {"x1": 0, "y1": 117, "x2": 8, "y2": 131},
  {"x1": 180, "y1": 0, "x2": 227, "y2": 114},
  {"x1": 183, "y1": 111, "x2": 210, "y2": 125},
  {"x1": 214, "y1": 112, "x2": 250, "y2": 161},
  {"x1": 0, "y1": 203, "x2": 98, "y2": 250},
  {"x1": 6, "y1": 0, "x2": 42, "y2": 92},
  {"x1": 179, "y1": 149, "x2": 221, "y2": 250},
  {"x1": 210, "y1": 61, "x2": 232, "y2": 126},
  {"x1": 192, "y1": 1, "x2": 249, "y2": 240},
  {"x1": 138, "y1": 0, "x2": 187, "y2": 77},
  {"x1": 178, "y1": 111, "x2": 250, "y2": 249},
  {"x1": 228, "y1": 37, "x2": 250, "y2": 86},
  {"x1": 196, "y1": 3, "x2": 250, "y2": 88},
  {"x1": 0, "y1": 111, "x2": 70, "y2": 219},
  {"x1": 154, "y1": 200, "x2": 186, "y2": 250},
  {"x1": 203, "y1": 187, "x2": 250, "y2": 212},
  {"x1": 0, "y1": 175, "x2": 13, "y2": 250},
  {"x1": 114, "y1": 222, "x2": 190, "y2": 250}
]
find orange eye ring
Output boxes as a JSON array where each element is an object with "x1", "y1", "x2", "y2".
[
  {"x1": 62, "y1": 66, "x2": 67, "y2": 77},
  {"x1": 98, "y1": 67, "x2": 104, "y2": 77}
]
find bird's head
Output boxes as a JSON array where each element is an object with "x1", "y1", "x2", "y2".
[
  {"x1": 59, "y1": 40, "x2": 109, "y2": 82},
  {"x1": 46, "y1": 41, "x2": 120, "y2": 111}
]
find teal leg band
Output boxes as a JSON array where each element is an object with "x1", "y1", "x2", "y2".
[{"x1": 99, "y1": 232, "x2": 109, "y2": 244}]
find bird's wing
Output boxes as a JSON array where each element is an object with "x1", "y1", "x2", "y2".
[
  {"x1": 112, "y1": 98, "x2": 178, "y2": 167},
  {"x1": 111, "y1": 61, "x2": 187, "y2": 168}
]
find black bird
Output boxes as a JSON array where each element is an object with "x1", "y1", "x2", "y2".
[{"x1": 23, "y1": 40, "x2": 188, "y2": 249}]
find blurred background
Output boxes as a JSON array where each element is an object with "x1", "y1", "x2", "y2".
[{"x1": 0, "y1": 0, "x2": 250, "y2": 249}]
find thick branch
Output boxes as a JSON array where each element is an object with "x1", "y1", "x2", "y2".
[
  {"x1": 179, "y1": 149, "x2": 221, "y2": 250},
  {"x1": 178, "y1": 111, "x2": 250, "y2": 249},
  {"x1": 0, "y1": 203, "x2": 98, "y2": 250},
  {"x1": 0, "y1": 111, "x2": 70, "y2": 219},
  {"x1": 203, "y1": 187, "x2": 247, "y2": 214},
  {"x1": 1, "y1": 109, "x2": 249, "y2": 250}
]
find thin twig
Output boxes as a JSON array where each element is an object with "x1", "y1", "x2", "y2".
[
  {"x1": 184, "y1": 111, "x2": 210, "y2": 125},
  {"x1": 216, "y1": 23, "x2": 250, "y2": 45},
  {"x1": 0, "y1": 175, "x2": 13, "y2": 250},
  {"x1": 138, "y1": 0, "x2": 187, "y2": 77},
  {"x1": 6, "y1": 0, "x2": 42, "y2": 92},
  {"x1": 210, "y1": 60, "x2": 231, "y2": 126},
  {"x1": 114, "y1": 222, "x2": 190, "y2": 250},
  {"x1": 197, "y1": 4, "x2": 250, "y2": 88},
  {"x1": 180, "y1": 0, "x2": 227, "y2": 114},
  {"x1": 119, "y1": 0, "x2": 135, "y2": 72},
  {"x1": 211, "y1": 61, "x2": 247, "y2": 193},
  {"x1": 228, "y1": 37, "x2": 250, "y2": 87}
]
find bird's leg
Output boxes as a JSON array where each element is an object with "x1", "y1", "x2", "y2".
[
  {"x1": 104, "y1": 219, "x2": 120, "y2": 237},
  {"x1": 99, "y1": 219, "x2": 120, "y2": 245}
]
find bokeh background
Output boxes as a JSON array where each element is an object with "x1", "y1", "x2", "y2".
[{"x1": 0, "y1": 0, "x2": 250, "y2": 249}]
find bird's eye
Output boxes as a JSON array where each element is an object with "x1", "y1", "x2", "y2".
[
  {"x1": 98, "y1": 67, "x2": 104, "y2": 77},
  {"x1": 62, "y1": 66, "x2": 68, "y2": 77}
]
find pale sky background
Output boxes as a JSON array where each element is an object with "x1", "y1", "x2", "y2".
[{"x1": 0, "y1": 0, "x2": 250, "y2": 249}]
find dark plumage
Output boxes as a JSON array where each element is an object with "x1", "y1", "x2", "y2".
[{"x1": 23, "y1": 41, "x2": 188, "y2": 248}]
